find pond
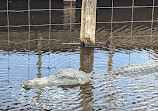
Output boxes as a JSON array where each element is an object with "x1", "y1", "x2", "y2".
[
  {"x1": 0, "y1": 0, "x2": 158, "y2": 110},
  {"x1": 0, "y1": 46, "x2": 158, "y2": 110}
]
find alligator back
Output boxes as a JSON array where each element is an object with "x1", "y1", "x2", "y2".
[
  {"x1": 22, "y1": 68, "x2": 93, "y2": 89},
  {"x1": 111, "y1": 63, "x2": 158, "y2": 78}
]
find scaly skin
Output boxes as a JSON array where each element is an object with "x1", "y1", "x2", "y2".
[
  {"x1": 111, "y1": 63, "x2": 158, "y2": 78},
  {"x1": 22, "y1": 68, "x2": 93, "y2": 89}
]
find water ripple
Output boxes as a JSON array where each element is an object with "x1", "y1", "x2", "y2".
[{"x1": 0, "y1": 48, "x2": 158, "y2": 110}]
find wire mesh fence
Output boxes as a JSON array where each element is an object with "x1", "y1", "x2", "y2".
[{"x1": 0, "y1": 0, "x2": 158, "y2": 50}]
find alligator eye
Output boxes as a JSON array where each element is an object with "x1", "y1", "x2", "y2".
[
  {"x1": 22, "y1": 83, "x2": 25, "y2": 88},
  {"x1": 22, "y1": 81, "x2": 27, "y2": 88}
]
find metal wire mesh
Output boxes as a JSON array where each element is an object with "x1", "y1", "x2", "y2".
[{"x1": 0, "y1": 0, "x2": 158, "y2": 50}]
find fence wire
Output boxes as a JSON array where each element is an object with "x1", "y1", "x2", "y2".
[{"x1": 0, "y1": 0, "x2": 158, "y2": 49}]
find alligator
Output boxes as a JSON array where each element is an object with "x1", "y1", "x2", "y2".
[
  {"x1": 22, "y1": 68, "x2": 93, "y2": 89},
  {"x1": 111, "y1": 63, "x2": 158, "y2": 78}
]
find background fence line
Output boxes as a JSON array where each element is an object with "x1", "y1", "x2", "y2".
[{"x1": 0, "y1": 0, "x2": 158, "y2": 49}]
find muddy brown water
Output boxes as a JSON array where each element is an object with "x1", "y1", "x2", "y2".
[{"x1": 1, "y1": 0, "x2": 158, "y2": 110}]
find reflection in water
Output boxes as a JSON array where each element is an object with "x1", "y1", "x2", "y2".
[
  {"x1": 79, "y1": 46, "x2": 94, "y2": 110},
  {"x1": 1, "y1": 0, "x2": 158, "y2": 110},
  {"x1": 151, "y1": 49, "x2": 158, "y2": 62},
  {"x1": 77, "y1": 84, "x2": 94, "y2": 111},
  {"x1": 64, "y1": 1, "x2": 76, "y2": 31},
  {"x1": 36, "y1": 34, "x2": 43, "y2": 78},
  {"x1": 80, "y1": 46, "x2": 94, "y2": 73},
  {"x1": 35, "y1": 90, "x2": 43, "y2": 106},
  {"x1": 0, "y1": 47, "x2": 158, "y2": 110},
  {"x1": 107, "y1": 45, "x2": 115, "y2": 72}
]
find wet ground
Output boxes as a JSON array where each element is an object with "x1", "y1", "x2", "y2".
[{"x1": 0, "y1": 0, "x2": 158, "y2": 110}]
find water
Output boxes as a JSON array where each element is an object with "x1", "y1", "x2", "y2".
[
  {"x1": 0, "y1": 0, "x2": 158, "y2": 110},
  {"x1": 0, "y1": 47, "x2": 158, "y2": 110}
]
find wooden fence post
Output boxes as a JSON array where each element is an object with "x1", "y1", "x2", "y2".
[{"x1": 80, "y1": 0, "x2": 97, "y2": 47}]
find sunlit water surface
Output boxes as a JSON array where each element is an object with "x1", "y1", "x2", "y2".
[
  {"x1": 0, "y1": 0, "x2": 158, "y2": 110},
  {"x1": 0, "y1": 48, "x2": 158, "y2": 111}
]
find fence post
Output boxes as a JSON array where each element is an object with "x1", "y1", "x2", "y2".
[{"x1": 80, "y1": 0, "x2": 97, "y2": 47}]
